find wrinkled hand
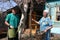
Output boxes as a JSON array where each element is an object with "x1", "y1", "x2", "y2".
[
  {"x1": 10, "y1": 26, "x2": 14, "y2": 29},
  {"x1": 32, "y1": 19, "x2": 35, "y2": 21},
  {"x1": 32, "y1": 19, "x2": 34, "y2": 21},
  {"x1": 44, "y1": 30, "x2": 47, "y2": 33}
]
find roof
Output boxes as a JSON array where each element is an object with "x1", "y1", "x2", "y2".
[
  {"x1": 0, "y1": 0, "x2": 17, "y2": 12},
  {"x1": 46, "y1": 0, "x2": 60, "y2": 2}
]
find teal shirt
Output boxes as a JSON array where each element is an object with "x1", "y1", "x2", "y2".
[{"x1": 5, "y1": 13, "x2": 20, "y2": 28}]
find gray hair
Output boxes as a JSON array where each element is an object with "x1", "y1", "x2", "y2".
[{"x1": 43, "y1": 10, "x2": 49, "y2": 13}]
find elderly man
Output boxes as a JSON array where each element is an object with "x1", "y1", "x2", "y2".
[{"x1": 32, "y1": 10, "x2": 53, "y2": 40}]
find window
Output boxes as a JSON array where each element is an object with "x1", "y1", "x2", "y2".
[{"x1": 56, "y1": 6, "x2": 60, "y2": 21}]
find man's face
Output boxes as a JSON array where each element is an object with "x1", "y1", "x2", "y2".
[
  {"x1": 12, "y1": 9, "x2": 16, "y2": 14},
  {"x1": 36, "y1": 0, "x2": 40, "y2": 2},
  {"x1": 43, "y1": 12, "x2": 47, "y2": 17}
]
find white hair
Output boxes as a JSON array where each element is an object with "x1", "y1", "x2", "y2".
[{"x1": 43, "y1": 10, "x2": 49, "y2": 13}]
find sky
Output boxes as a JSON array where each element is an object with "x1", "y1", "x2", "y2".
[{"x1": 0, "y1": 0, "x2": 17, "y2": 12}]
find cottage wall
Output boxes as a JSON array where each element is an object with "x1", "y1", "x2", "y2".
[{"x1": 45, "y1": 1, "x2": 60, "y2": 27}]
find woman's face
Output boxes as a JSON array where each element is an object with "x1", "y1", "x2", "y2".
[{"x1": 43, "y1": 12, "x2": 47, "y2": 17}]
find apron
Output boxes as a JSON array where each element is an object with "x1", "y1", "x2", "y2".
[{"x1": 8, "y1": 28, "x2": 17, "y2": 38}]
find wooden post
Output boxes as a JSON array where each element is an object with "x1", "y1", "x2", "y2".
[{"x1": 29, "y1": 0, "x2": 33, "y2": 40}]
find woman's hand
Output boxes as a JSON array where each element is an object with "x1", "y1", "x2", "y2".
[
  {"x1": 32, "y1": 18, "x2": 35, "y2": 21},
  {"x1": 44, "y1": 30, "x2": 47, "y2": 33},
  {"x1": 32, "y1": 18, "x2": 39, "y2": 24}
]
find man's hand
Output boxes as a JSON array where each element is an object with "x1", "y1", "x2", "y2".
[{"x1": 10, "y1": 25, "x2": 14, "y2": 29}]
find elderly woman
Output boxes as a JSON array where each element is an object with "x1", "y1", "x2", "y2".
[{"x1": 32, "y1": 10, "x2": 53, "y2": 40}]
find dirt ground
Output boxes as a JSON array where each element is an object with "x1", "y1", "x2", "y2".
[
  {"x1": 51, "y1": 34, "x2": 60, "y2": 40},
  {"x1": 0, "y1": 34, "x2": 60, "y2": 40},
  {"x1": 0, "y1": 34, "x2": 7, "y2": 40},
  {"x1": 0, "y1": 37, "x2": 7, "y2": 40}
]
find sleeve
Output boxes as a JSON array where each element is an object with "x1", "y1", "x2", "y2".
[
  {"x1": 5, "y1": 14, "x2": 10, "y2": 22},
  {"x1": 48, "y1": 18, "x2": 52, "y2": 26}
]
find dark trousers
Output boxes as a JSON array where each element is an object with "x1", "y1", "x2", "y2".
[{"x1": 41, "y1": 30, "x2": 50, "y2": 40}]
